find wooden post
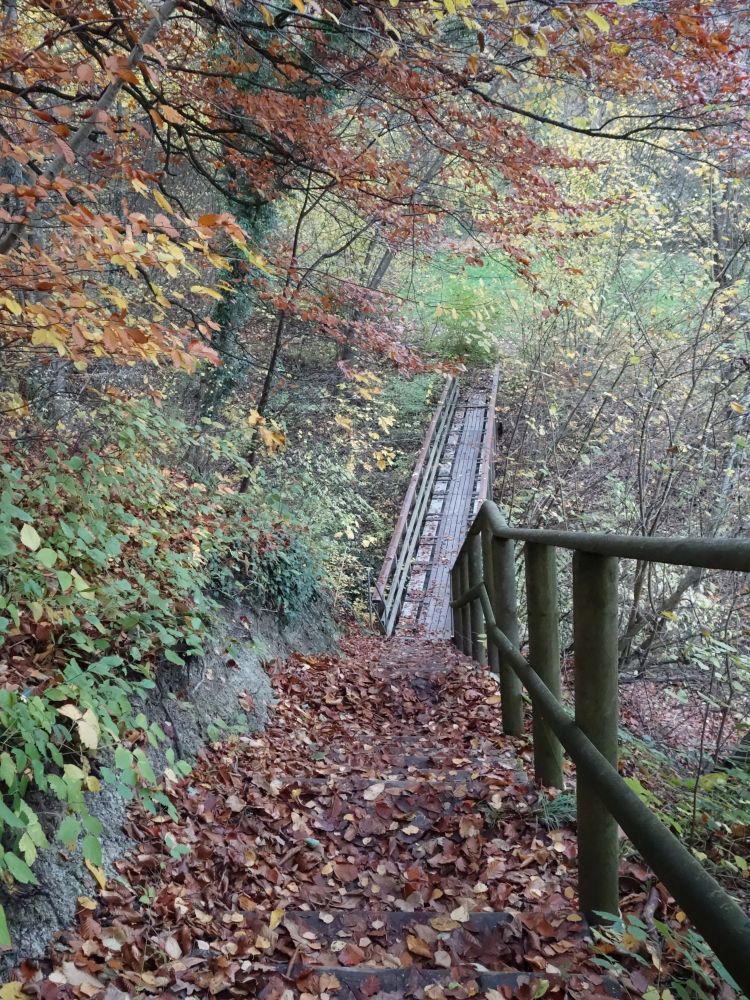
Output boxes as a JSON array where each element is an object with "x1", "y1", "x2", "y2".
[
  {"x1": 573, "y1": 551, "x2": 620, "y2": 922},
  {"x1": 467, "y1": 532, "x2": 487, "y2": 665},
  {"x1": 459, "y1": 550, "x2": 472, "y2": 655},
  {"x1": 525, "y1": 543, "x2": 564, "y2": 789},
  {"x1": 451, "y1": 562, "x2": 464, "y2": 653},
  {"x1": 492, "y1": 536, "x2": 524, "y2": 735},
  {"x1": 481, "y1": 523, "x2": 500, "y2": 675}
]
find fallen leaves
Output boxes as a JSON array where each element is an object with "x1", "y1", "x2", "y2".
[
  {"x1": 362, "y1": 782, "x2": 385, "y2": 801},
  {"x1": 21, "y1": 635, "x2": 707, "y2": 999}
]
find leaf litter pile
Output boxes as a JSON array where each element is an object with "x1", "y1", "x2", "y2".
[{"x1": 19, "y1": 636, "x2": 727, "y2": 1000}]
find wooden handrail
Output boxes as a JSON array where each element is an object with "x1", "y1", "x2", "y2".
[
  {"x1": 450, "y1": 500, "x2": 750, "y2": 996},
  {"x1": 462, "y1": 502, "x2": 750, "y2": 572},
  {"x1": 475, "y1": 363, "x2": 500, "y2": 505},
  {"x1": 375, "y1": 377, "x2": 455, "y2": 596},
  {"x1": 451, "y1": 501, "x2": 750, "y2": 993}
]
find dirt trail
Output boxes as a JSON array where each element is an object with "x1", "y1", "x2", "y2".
[{"x1": 21, "y1": 637, "x2": 682, "y2": 999}]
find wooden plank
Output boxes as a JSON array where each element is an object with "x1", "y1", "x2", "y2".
[
  {"x1": 381, "y1": 382, "x2": 460, "y2": 633},
  {"x1": 395, "y1": 377, "x2": 496, "y2": 638}
]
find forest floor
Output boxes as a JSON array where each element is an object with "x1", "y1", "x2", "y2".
[{"x1": 19, "y1": 636, "x2": 723, "y2": 1000}]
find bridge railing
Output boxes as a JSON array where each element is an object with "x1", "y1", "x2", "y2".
[
  {"x1": 450, "y1": 501, "x2": 750, "y2": 995},
  {"x1": 373, "y1": 377, "x2": 459, "y2": 634}
]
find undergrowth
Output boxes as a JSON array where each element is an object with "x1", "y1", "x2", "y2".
[{"x1": 0, "y1": 397, "x2": 332, "y2": 941}]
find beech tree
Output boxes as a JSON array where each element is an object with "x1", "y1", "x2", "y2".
[{"x1": 2, "y1": 0, "x2": 746, "y2": 401}]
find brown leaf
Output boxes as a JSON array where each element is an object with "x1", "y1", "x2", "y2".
[
  {"x1": 337, "y1": 943, "x2": 366, "y2": 967},
  {"x1": 406, "y1": 934, "x2": 432, "y2": 959}
]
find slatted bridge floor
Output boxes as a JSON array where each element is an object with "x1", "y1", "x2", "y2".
[{"x1": 396, "y1": 382, "x2": 495, "y2": 638}]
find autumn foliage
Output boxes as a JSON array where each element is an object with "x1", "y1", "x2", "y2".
[
  {"x1": 2, "y1": 0, "x2": 750, "y2": 975},
  {"x1": 2, "y1": 0, "x2": 747, "y2": 382}
]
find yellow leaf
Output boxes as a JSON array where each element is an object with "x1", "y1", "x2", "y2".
[
  {"x1": 259, "y1": 424, "x2": 285, "y2": 452},
  {"x1": 259, "y1": 3, "x2": 274, "y2": 25},
  {"x1": 0, "y1": 983, "x2": 27, "y2": 1000},
  {"x1": 86, "y1": 775, "x2": 101, "y2": 792},
  {"x1": 269, "y1": 908, "x2": 285, "y2": 930},
  {"x1": 77, "y1": 896, "x2": 97, "y2": 910},
  {"x1": 20, "y1": 523, "x2": 41, "y2": 551},
  {"x1": 584, "y1": 8, "x2": 609, "y2": 31},
  {"x1": 77, "y1": 709, "x2": 100, "y2": 750},
  {"x1": 31, "y1": 327, "x2": 67, "y2": 356},
  {"x1": 71, "y1": 569, "x2": 95, "y2": 600},
  {"x1": 532, "y1": 31, "x2": 549, "y2": 57},
  {"x1": 130, "y1": 178, "x2": 149, "y2": 196},
  {"x1": 0, "y1": 391, "x2": 29, "y2": 420},
  {"x1": 58, "y1": 704, "x2": 83, "y2": 722},
  {"x1": 85, "y1": 859, "x2": 106, "y2": 889},
  {"x1": 730, "y1": 401, "x2": 745, "y2": 414},
  {"x1": 291, "y1": 0, "x2": 305, "y2": 9},
  {"x1": 247, "y1": 409, "x2": 263, "y2": 427},
  {"x1": 190, "y1": 284, "x2": 223, "y2": 301},
  {"x1": 0, "y1": 293, "x2": 22, "y2": 316},
  {"x1": 610, "y1": 41, "x2": 631, "y2": 55},
  {"x1": 154, "y1": 189, "x2": 174, "y2": 213}
]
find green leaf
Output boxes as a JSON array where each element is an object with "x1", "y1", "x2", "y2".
[
  {"x1": 4, "y1": 852, "x2": 38, "y2": 885},
  {"x1": 37, "y1": 547, "x2": 58, "y2": 569},
  {"x1": 82, "y1": 814, "x2": 103, "y2": 836},
  {"x1": 57, "y1": 815, "x2": 81, "y2": 846},
  {"x1": 19, "y1": 523, "x2": 41, "y2": 551},
  {"x1": 134, "y1": 750, "x2": 156, "y2": 785},
  {"x1": 0, "y1": 527, "x2": 16, "y2": 557},
  {"x1": 18, "y1": 833, "x2": 38, "y2": 866},
  {"x1": 0, "y1": 753, "x2": 16, "y2": 788},
  {"x1": 164, "y1": 649, "x2": 185, "y2": 666},
  {"x1": 114, "y1": 746, "x2": 133, "y2": 770},
  {"x1": 0, "y1": 904, "x2": 10, "y2": 949},
  {"x1": 0, "y1": 802, "x2": 23, "y2": 829},
  {"x1": 83, "y1": 834, "x2": 102, "y2": 866},
  {"x1": 56, "y1": 570, "x2": 73, "y2": 591}
]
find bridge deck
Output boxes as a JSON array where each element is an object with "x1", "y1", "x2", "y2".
[{"x1": 396, "y1": 383, "x2": 495, "y2": 637}]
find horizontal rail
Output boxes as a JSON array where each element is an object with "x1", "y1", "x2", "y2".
[
  {"x1": 466, "y1": 501, "x2": 750, "y2": 572},
  {"x1": 454, "y1": 581, "x2": 750, "y2": 995}
]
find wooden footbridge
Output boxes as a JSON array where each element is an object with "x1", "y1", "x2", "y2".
[
  {"x1": 373, "y1": 366, "x2": 750, "y2": 995},
  {"x1": 372, "y1": 367, "x2": 499, "y2": 637}
]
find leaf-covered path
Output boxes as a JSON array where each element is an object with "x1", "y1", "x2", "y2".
[{"x1": 28, "y1": 638, "x2": 664, "y2": 999}]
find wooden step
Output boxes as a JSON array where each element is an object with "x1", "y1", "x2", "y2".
[
  {"x1": 283, "y1": 965, "x2": 534, "y2": 991},
  {"x1": 265, "y1": 909, "x2": 531, "y2": 1000},
  {"x1": 281, "y1": 907, "x2": 513, "y2": 935}
]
